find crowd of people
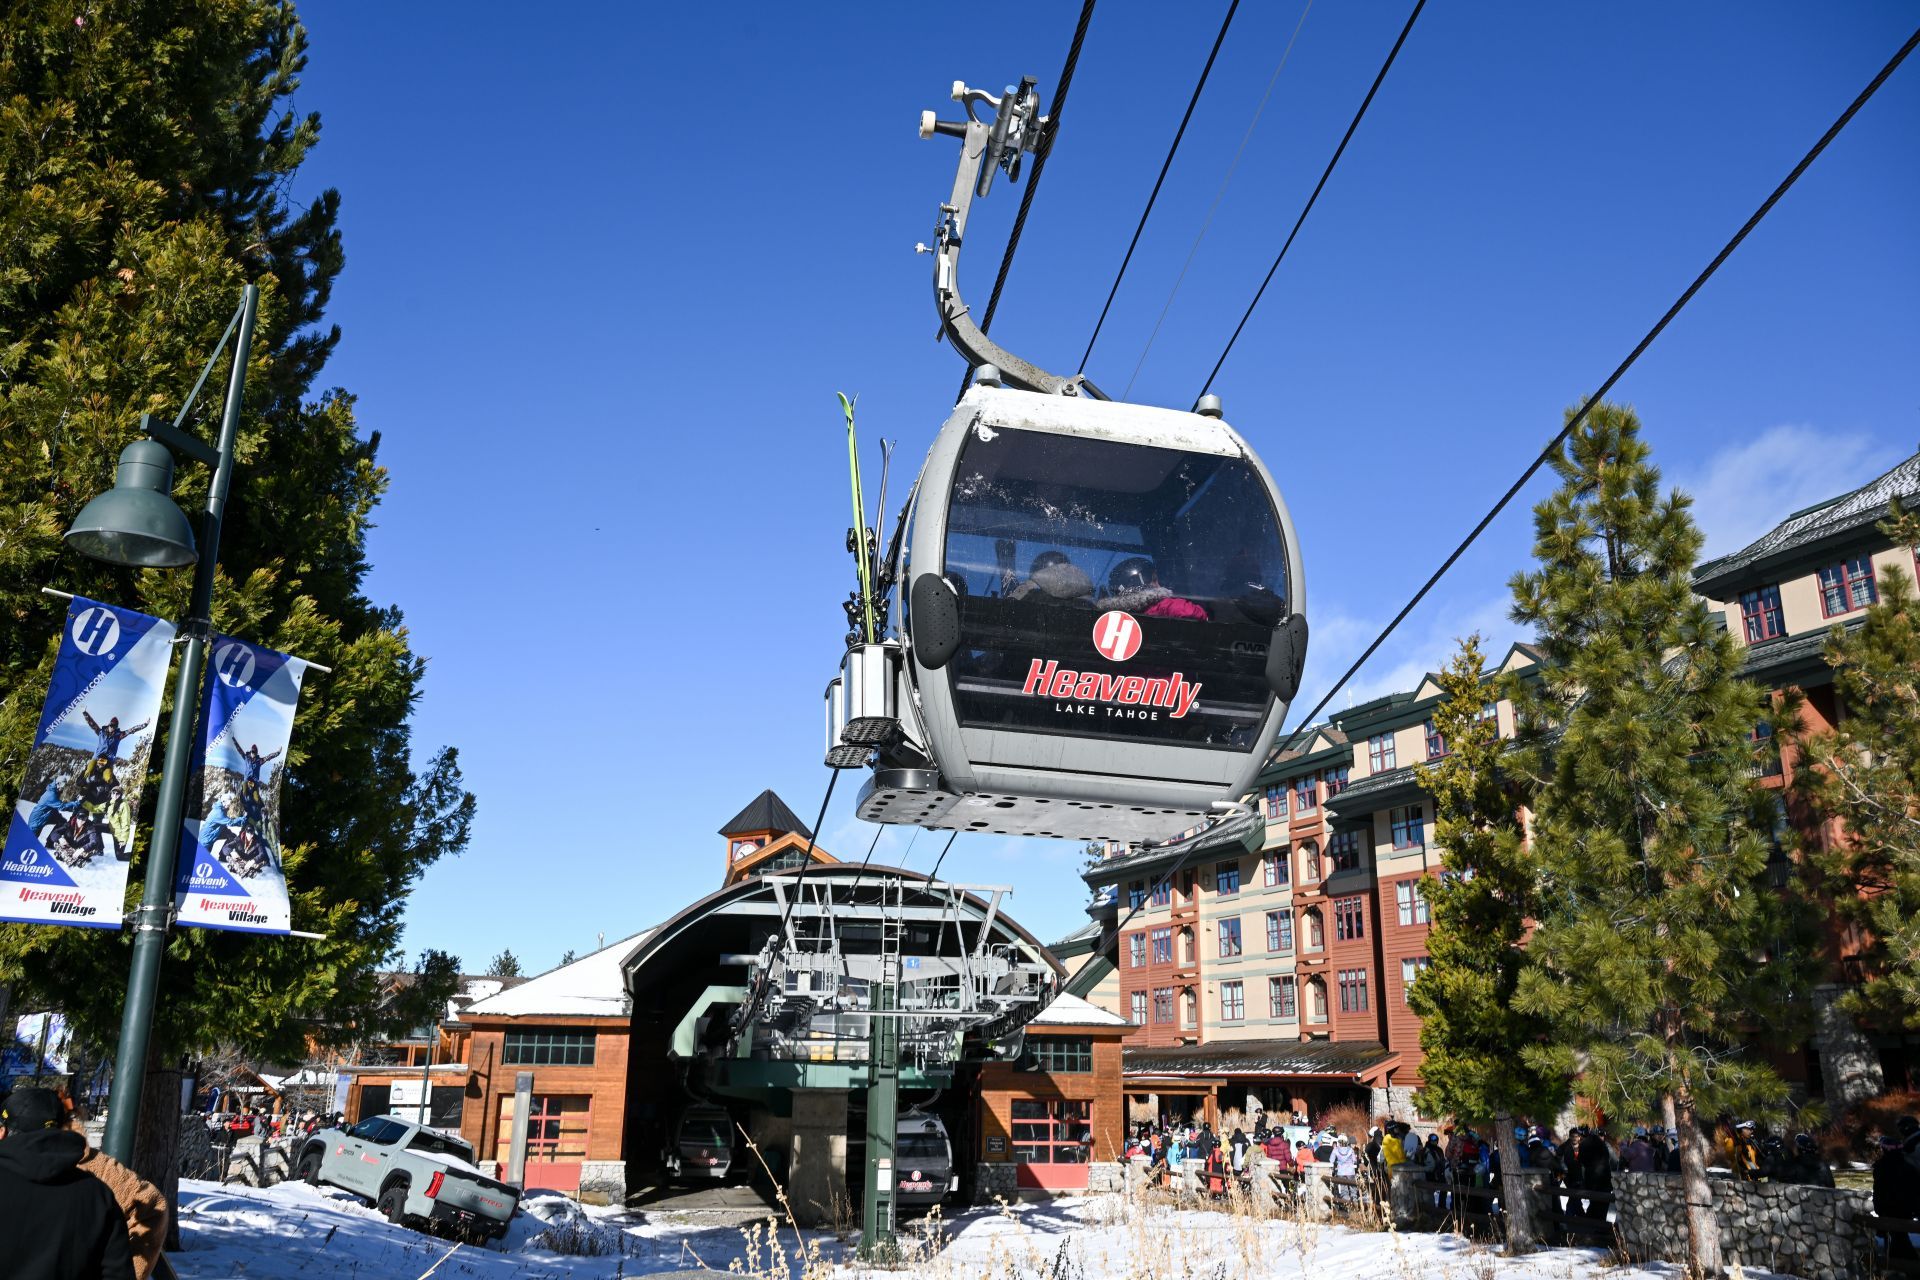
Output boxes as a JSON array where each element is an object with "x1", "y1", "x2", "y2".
[
  {"x1": 1114, "y1": 1105, "x2": 1920, "y2": 1255},
  {"x1": 202, "y1": 1106, "x2": 334, "y2": 1145}
]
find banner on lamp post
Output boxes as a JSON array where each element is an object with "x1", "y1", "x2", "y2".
[
  {"x1": 172, "y1": 636, "x2": 308, "y2": 934},
  {"x1": 1, "y1": 597, "x2": 176, "y2": 928}
]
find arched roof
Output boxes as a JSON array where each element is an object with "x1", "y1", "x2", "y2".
[{"x1": 622, "y1": 863, "x2": 1065, "y2": 991}]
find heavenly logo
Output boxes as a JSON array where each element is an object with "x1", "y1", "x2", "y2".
[
  {"x1": 1092, "y1": 610, "x2": 1143, "y2": 662},
  {"x1": 4, "y1": 848, "x2": 53, "y2": 877},
  {"x1": 70, "y1": 606, "x2": 120, "y2": 657},
  {"x1": 212, "y1": 642, "x2": 257, "y2": 688},
  {"x1": 1021, "y1": 660, "x2": 1204, "y2": 719},
  {"x1": 187, "y1": 861, "x2": 229, "y2": 889}
]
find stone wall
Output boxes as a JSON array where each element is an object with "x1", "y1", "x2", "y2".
[
  {"x1": 1614, "y1": 1171, "x2": 1877, "y2": 1280},
  {"x1": 1368, "y1": 1086, "x2": 1418, "y2": 1123},
  {"x1": 973, "y1": 1161, "x2": 1018, "y2": 1204},
  {"x1": 1812, "y1": 984, "x2": 1886, "y2": 1108},
  {"x1": 575, "y1": 1160, "x2": 627, "y2": 1206}
]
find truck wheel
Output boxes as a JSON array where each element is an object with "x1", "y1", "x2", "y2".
[
  {"x1": 377, "y1": 1182, "x2": 409, "y2": 1226},
  {"x1": 297, "y1": 1151, "x2": 324, "y2": 1185}
]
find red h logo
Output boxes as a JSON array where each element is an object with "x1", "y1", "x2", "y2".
[{"x1": 1092, "y1": 611, "x2": 1142, "y2": 663}]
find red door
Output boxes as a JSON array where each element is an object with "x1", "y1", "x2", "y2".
[
  {"x1": 1010, "y1": 1098, "x2": 1091, "y2": 1190},
  {"x1": 499, "y1": 1095, "x2": 588, "y2": 1192}
]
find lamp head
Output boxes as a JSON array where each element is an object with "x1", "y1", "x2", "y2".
[{"x1": 65, "y1": 439, "x2": 198, "y2": 568}]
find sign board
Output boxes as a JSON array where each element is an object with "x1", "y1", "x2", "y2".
[{"x1": 986, "y1": 1135, "x2": 1005, "y2": 1154}]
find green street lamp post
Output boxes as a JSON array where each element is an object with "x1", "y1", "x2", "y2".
[{"x1": 67, "y1": 283, "x2": 259, "y2": 1163}]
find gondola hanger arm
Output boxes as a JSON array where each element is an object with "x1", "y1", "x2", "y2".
[{"x1": 917, "y1": 79, "x2": 1104, "y2": 399}]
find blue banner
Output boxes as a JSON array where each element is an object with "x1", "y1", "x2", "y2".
[
  {"x1": 1, "y1": 598, "x2": 176, "y2": 928},
  {"x1": 172, "y1": 636, "x2": 308, "y2": 934}
]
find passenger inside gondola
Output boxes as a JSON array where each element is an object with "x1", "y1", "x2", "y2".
[
  {"x1": 1095, "y1": 557, "x2": 1209, "y2": 621},
  {"x1": 1006, "y1": 550, "x2": 1095, "y2": 608}
]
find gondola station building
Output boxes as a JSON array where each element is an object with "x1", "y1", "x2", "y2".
[
  {"x1": 346, "y1": 791, "x2": 1134, "y2": 1210},
  {"x1": 1072, "y1": 446, "x2": 1920, "y2": 1126}
]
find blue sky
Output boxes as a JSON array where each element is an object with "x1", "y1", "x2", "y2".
[{"x1": 291, "y1": 2, "x2": 1919, "y2": 971}]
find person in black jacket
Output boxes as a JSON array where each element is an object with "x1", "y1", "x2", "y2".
[
  {"x1": 0, "y1": 1087, "x2": 135, "y2": 1280},
  {"x1": 1578, "y1": 1129, "x2": 1614, "y2": 1219},
  {"x1": 1878, "y1": 1118, "x2": 1920, "y2": 1262}
]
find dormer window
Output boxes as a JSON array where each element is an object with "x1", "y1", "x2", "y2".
[
  {"x1": 1739, "y1": 585, "x2": 1784, "y2": 641},
  {"x1": 1818, "y1": 558, "x2": 1877, "y2": 618}
]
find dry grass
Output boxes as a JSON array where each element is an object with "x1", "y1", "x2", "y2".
[{"x1": 1317, "y1": 1102, "x2": 1373, "y2": 1144}]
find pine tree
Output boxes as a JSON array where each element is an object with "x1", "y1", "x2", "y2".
[
  {"x1": 1507, "y1": 402, "x2": 1813, "y2": 1275},
  {"x1": 1409, "y1": 634, "x2": 1566, "y2": 1249},
  {"x1": 558, "y1": 948, "x2": 577, "y2": 967},
  {"x1": 487, "y1": 949, "x2": 522, "y2": 979},
  {"x1": 1793, "y1": 502, "x2": 1920, "y2": 1029},
  {"x1": 0, "y1": 3, "x2": 471, "y2": 1095}
]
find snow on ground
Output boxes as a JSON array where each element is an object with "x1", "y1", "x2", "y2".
[{"x1": 171, "y1": 1179, "x2": 1801, "y2": 1280}]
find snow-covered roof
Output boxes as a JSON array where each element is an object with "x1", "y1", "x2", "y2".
[
  {"x1": 1030, "y1": 992, "x2": 1131, "y2": 1028},
  {"x1": 462, "y1": 930, "x2": 655, "y2": 1018}
]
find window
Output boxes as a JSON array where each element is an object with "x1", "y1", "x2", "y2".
[
  {"x1": 1129, "y1": 933, "x2": 1146, "y2": 968},
  {"x1": 941, "y1": 423, "x2": 1292, "y2": 749},
  {"x1": 1334, "y1": 895, "x2": 1366, "y2": 941},
  {"x1": 1215, "y1": 861, "x2": 1240, "y2": 895},
  {"x1": 1266, "y1": 908, "x2": 1294, "y2": 953},
  {"x1": 497, "y1": 1094, "x2": 590, "y2": 1163},
  {"x1": 1308, "y1": 976, "x2": 1329, "y2": 1022},
  {"x1": 1368, "y1": 732, "x2": 1397, "y2": 772},
  {"x1": 1264, "y1": 785, "x2": 1287, "y2": 819},
  {"x1": 1401, "y1": 956, "x2": 1431, "y2": 1003},
  {"x1": 1011, "y1": 1098, "x2": 1092, "y2": 1164},
  {"x1": 1396, "y1": 880, "x2": 1430, "y2": 926},
  {"x1": 1294, "y1": 776, "x2": 1317, "y2": 812},
  {"x1": 1301, "y1": 841, "x2": 1322, "y2": 882},
  {"x1": 1324, "y1": 765, "x2": 1349, "y2": 796},
  {"x1": 1149, "y1": 879, "x2": 1171, "y2": 907},
  {"x1": 1269, "y1": 975, "x2": 1297, "y2": 1020},
  {"x1": 1220, "y1": 981, "x2": 1245, "y2": 1021},
  {"x1": 1263, "y1": 852, "x2": 1288, "y2": 887},
  {"x1": 1390, "y1": 805, "x2": 1425, "y2": 851},
  {"x1": 1130, "y1": 991, "x2": 1148, "y2": 1024},
  {"x1": 1739, "y1": 586, "x2": 1785, "y2": 643},
  {"x1": 1021, "y1": 1036, "x2": 1093, "y2": 1073},
  {"x1": 1127, "y1": 880, "x2": 1147, "y2": 910},
  {"x1": 1424, "y1": 719, "x2": 1447, "y2": 760},
  {"x1": 1304, "y1": 907, "x2": 1325, "y2": 951},
  {"x1": 1337, "y1": 968, "x2": 1370, "y2": 1014},
  {"x1": 1819, "y1": 557, "x2": 1877, "y2": 617},
  {"x1": 1218, "y1": 916, "x2": 1242, "y2": 958},
  {"x1": 1752, "y1": 721, "x2": 1783, "y2": 778},
  {"x1": 1182, "y1": 988, "x2": 1198, "y2": 1029},
  {"x1": 1766, "y1": 795, "x2": 1793, "y2": 889},
  {"x1": 1328, "y1": 828, "x2": 1360, "y2": 872},
  {"x1": 1150, "y1": 927, "x2": 1173, "y2": 964},
  {"x1": 1153, "y1": 987, "x2": 1174, "y2": 1023},
  {"x1": 503, "y1": 1030, "x2": 596, "y2": 1066}
]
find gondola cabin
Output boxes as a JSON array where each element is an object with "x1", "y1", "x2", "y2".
[{"x1": 841, "y1": 381, "x2": 1307, "y2": 845}]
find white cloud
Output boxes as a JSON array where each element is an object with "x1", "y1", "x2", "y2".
[
  {"x1": 1677, "y1": 424, "x2": 1903, "y2": 559},
  {"x1": 1292, "y1": 593, "x2": 1523, "y2": 726}
]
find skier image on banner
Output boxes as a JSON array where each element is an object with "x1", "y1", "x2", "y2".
[
  {"x1": 7, "y1": 634, "x2": 163, "y2": 873},
  {"x1": 198, "y1": 797, "x2": 273, "y2": 879},
  {"x1": 80, "y1": 711, "x2": 148, "y2": 780},
  {"x1": 234, "y1": 742, "x2": 282, "y2": 856}
]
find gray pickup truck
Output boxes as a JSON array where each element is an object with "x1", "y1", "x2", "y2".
[{"x1": 296, "y1": 1115, "x2": 520, "y2": 1244}]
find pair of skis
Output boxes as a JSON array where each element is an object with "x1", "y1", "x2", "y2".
[{"x1": 837, "y1": 393, "x2": 895, "y2": 646}]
